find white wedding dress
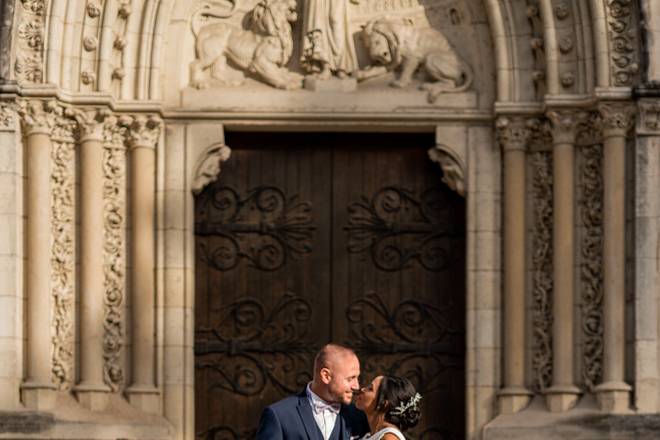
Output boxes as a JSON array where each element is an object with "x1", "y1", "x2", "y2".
[{"x1": 363, "y1": 427, "x2": 406, "y2": 440}]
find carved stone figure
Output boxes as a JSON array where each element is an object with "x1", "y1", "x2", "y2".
[
  {"x1": 300, "y1": 0, "x2": 358, "y2": 78},
  {"x1": 356, "y1": 17, "x2": 473, "y2": 103},
  {"x1": 189, "y1": 0, "x2": 303, "y2": 89}
]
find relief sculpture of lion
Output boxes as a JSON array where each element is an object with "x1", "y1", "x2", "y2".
[
  {"x1": 189, "y1": 0, "x2": 303, "y2": 89},
  {"x1": 356, "y1": 17, "x2": 473, "y2": 102}
]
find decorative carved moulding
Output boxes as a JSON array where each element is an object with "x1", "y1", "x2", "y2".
[
  {"x1": 14, "y1": 0, "x2": 46, "y2": 83},
  {"x1": 605, "y1": 0, "x2": 640, "y2": 87},
  {"x1": 50, "y1": 115, "x2": 77, "y2": 389},
  {"x1": 530, "y1": 151, "x2": 553, "y2": 393},
  {"x1": 102, "y1": 117, "x2": 128, "y2": 391},
  {"x1": 579, "y1": 144, "x2": 604, "y2": 392}
]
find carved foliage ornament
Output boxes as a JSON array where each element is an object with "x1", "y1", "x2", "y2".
[
  {"x1": 50, "y1": 112, "x2": 77, "y2": 389},
  {"x1": 122, "y1": 115, "x2": 161, "y2": 148},
  {"x1": 102, "y1": 117, "x2": 128, "y2": 390},
  {"x1": 496, "y1": 116, "x2": 537, "y2": 151},
  {"x1": 598, "y1": 103, "x2": 636, "y2": 137},
  {"x1": 580, "y1": 145, "x2": 604, "y2": 392},
  {"x1": 0, "y1": 101, "x2": 17, "y2": 131},
  {"x1": 530, "y1": 152, "x2": 553, "y2": 393}
]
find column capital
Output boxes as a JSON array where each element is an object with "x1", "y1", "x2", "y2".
[
  {"x1": 17, "y1": 99, "x2": 63, "y2": 136},
  {"x1": 122, "y1": 115, "x2": 162, "y2": 150},
  {"x1": 0, "y1": 100, "x2": 17, "y2": 132},
  {"x1": 546, "y1": 110, "x2": 589, "y2": 145},
  {"x1": 598, "y1": 102, "x2": 636, "y2": 139},
  {"x1": 73, "y1": 108, "x2": 113, "y2": 143},
  {"x1": 496, "y1": 116, "x2": 538, "y2": 152},
  {"x1": 637, "y1": 100, "x2": 660, "y2": 135}
]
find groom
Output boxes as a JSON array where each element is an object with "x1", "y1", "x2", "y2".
[{"x1": 256, "y1": 343, "x2": 370, "y2": 439}]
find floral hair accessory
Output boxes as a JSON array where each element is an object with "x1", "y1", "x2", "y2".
[{"x1": 390, "y1": 392, "x2": 422, "y2": 416}]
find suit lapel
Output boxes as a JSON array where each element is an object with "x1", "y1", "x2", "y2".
[
  {"x1": 339, "y1": 405, "x2": 349, "y2": 440},
  {"x1": 297, "y1": 393, "x2": 323, "y2": 440}
]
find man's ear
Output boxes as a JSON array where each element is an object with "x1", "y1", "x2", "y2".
[{"x1": 319, "y1": 367, "x2": 332, "y2": 384}]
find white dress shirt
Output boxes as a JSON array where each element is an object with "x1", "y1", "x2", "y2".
[{"x1": 306, "y1": 383, "x2": 341, "y2": 440}]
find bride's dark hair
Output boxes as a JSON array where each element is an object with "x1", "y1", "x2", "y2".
[{"x1": 375, "y1": 376, "x2": 422, "y2": 431}]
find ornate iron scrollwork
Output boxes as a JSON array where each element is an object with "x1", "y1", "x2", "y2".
[
  {"x1": 195, "y1": 292, "x2": 315, "y2": 396},
  {"x1": 345, "y1": 186, "x2": 463, "y2": 272},
  {"x1": 345, "y1": 293, "x2": 464, "y2": 395},
  {"x1": 195, "y1": 185, "x2": 315, "y2": 271}
]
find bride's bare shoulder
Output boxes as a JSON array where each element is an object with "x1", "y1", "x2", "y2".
[{"x1": 382, "y1": 434, "x2": 400, "y2": 440}]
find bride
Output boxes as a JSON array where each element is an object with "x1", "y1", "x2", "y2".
[{"x1": 354, "y1": 375, "x2": 422, "y2": 440}]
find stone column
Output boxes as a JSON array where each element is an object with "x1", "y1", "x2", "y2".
[
  {"x1": 18, "y1": 100, "x2": 59, "y2": 410},
  {"x1": 595, "y1": 103, "x2": 635, "y2": 412},
  {"x1": 72, "y1": 109, "x2": 111, "y2": 410},
  {"x1": 125, "y1": 116, "x2": 162, "y2": 414},
  {"x1": 496, "y1": 116, "x2": 533, "y2": 413},
  {"x1": 544, "y1": 110, "x2": 582, "y2": 412}
]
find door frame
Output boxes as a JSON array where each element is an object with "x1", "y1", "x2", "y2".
[{"x1": 158, "y1": 121, "x2": 502, "y2": 440}]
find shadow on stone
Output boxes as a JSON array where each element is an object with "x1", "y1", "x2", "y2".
[{"x1": 0, "y1": 411, "x2": 55, "y2": 433}]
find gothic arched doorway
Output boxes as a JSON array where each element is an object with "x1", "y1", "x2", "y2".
[{"x1": 194, "y1": 132, "x2": 466, "y2": 439}]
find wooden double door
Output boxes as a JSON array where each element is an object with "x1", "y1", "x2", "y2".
[{"x1": 194, "y1": 132, "x2": 466, "y2": 440}]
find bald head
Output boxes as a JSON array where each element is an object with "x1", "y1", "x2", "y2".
[
  {"x1": 313, "y1": 343, "x2": 356, "y2": 378},
  {"x1": 311, "y1": 343, "x2": 360, "y2": 404}
]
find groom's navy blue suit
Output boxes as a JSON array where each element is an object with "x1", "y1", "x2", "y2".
[{"x1": 255, "y1": 390, "x2": 369, "y2": 440}]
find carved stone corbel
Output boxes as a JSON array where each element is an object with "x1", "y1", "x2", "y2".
[
  {"x1": 428, "y1": 145, "x2": 465, "y2": 197},
  {"x1": 637, "y1": 101, "x2": 660, "y2": 135},
  {"x1": 192, "y1": 142, "x2": 232, "y2": 195}
]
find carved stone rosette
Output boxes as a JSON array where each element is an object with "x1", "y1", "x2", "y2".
[
  {"x1": 530, "y1": 151, "x2": 553, "y2": 393},
  {"x1": 579, "y1": 144, "x2": 604, "y2": 392},
  {"x1": 50, "y1": 108, "x2": 77, "y2": 389},
  {"x1": 102, "y1": 116, "x2": 127, "y2": 391},
  {"x1": 15, "y1": 0, "x2": 46, "y2": 83},
  {"x1": 605, "y1": 0, "x2": 640, "y2": 87}
]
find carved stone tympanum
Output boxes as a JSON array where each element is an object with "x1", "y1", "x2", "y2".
[
  {"x1": 356, "y1": 17, "x2": 473, "y2": 102},
  {"x1": 189, "y1": 0, "x2": 303, "y2": 89}
]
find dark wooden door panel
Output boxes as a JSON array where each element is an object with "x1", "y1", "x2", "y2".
[
  {"x1": 195, "y1": 133, "x2": 466, "y2": 440},
  {"x1": 333, "y1": 145, "x2": 466, "y2": 440},
  {"x1": 195, "y1": 137, "x2": 333, "y2": 438}
]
